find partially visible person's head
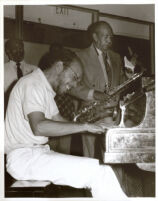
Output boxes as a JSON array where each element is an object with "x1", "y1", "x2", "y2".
[
  {"x1": 49, "y1": 42, "x2": 62, "y2": 54},
  {"x1": 38, "y1": 42, "x2": 63, "y2": 69},
  {"x1": 40, "y1": 48, "x2": 83, "y2": 94},
  {"x1": 88, "y1": 21, "x2": 113, "y2": 52},
  {"x1": 5, "y1": 39, "x2": 24, "y2": 62}
]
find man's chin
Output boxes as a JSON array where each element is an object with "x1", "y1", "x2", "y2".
[
  {"x1": 15, "y1": 57, "x2": 24, "y2": 63},
  {"x1": 103, "y1": 44, "x2": 111, "y2": 51},
  {"x1": 103, "y1": 46, "x2": 109, "y2": 51}
]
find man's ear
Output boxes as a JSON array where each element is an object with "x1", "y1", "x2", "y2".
[
  {"x1": 92, "y1": 33, "x2": 98, "y2": 43},
  {"x1": 55, "y1": 61, "x2": 64, "y2": 74}
]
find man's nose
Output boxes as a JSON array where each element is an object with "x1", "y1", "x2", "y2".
[{"x1": 70, "y1": 80, "x2": 78, "y2": 89}]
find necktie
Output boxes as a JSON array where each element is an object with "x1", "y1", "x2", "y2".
[
  {"x1": 16, "y1": 62, "x2": 23, "y2": 79},
  {"x1": 103, "y1": 53, "x2": 112, "y2": 88}
]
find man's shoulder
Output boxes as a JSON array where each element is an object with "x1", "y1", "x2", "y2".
[
  {"x1": 75, "y1": 45, "x2": 93, "y2": 58},
  {"x1": 4, "y1": 61, "x2": 10, "y2": 65},
  {"x1": 18, "y1": 70, "x2": 43, "y2": 91},
  {"x1": 4, "y1": 61, "x2": 11, "y2": 68},
  {"x1": 108, "y1": 49, "x2": 121, "y2": 60},
  {"x1": 4, "y1": 62, "x2": 9, "y2": 69},
  {"x1": 22, "y1": 61, "x2": 38, "y2": 74},
  {"x1": 4, "y1": 61, "x2": 13, "y2": 73},
  {"x1": 24, "y1": 62, "x2": 38, "y2": 69}
]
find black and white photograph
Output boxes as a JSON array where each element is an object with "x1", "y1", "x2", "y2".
[{"x1": 2, "y1": 2, "x2": 155, "y2": 200}]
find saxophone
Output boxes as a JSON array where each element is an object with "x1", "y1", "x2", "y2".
[{"x1": 73, "y1": 72, "x2": 143, "y2": 123}]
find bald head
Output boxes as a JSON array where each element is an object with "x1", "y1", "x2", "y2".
[
  {"x1": 5, "y1": 39, "x2": 24, "y2": 62},
  {"x1": 88, "y1": 21, "x2": 113, "y2": 35},
  {"x1": 88, "y1": 21, "x2": 113, "y2": 51}
]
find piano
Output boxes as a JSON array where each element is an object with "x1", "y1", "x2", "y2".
[{"x1": 101, "y1": 77, "x2": 155, "y2": 172}]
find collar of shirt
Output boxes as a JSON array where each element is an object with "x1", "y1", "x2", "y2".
[
  {"x1": 36, "y1": 68, "x2": 56, "y2": 97},
  {"x1": 96, "y1": 48, "x2": 111, "y2": 66},
  {"x1": 9, "y1": 60, "x2": 25, "y2": 67},
  {"x1": 95, "y1": 47, "x2": 103, "y2": 56}
]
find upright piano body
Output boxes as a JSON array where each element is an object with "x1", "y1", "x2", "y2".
[{"x1": 102, "y1": 80, "x2": 155, "y2": 172}]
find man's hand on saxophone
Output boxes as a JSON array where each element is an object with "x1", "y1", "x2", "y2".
[{"x1": 93, "y1": 90, "x2": 110, "y2": 101}]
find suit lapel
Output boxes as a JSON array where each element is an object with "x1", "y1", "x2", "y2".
[
  {"x1": 107, "y1": 51, "x2": 119, "y2": 87},
  {"x1": 88, "y1": 44, "x2": 106, "y2": 84}
]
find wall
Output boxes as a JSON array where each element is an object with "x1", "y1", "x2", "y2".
[
  {"x1": 4, "y1": 40, "x2": 50, "y2": 65},
  {"x1": 4, "y1": 5, "x2": 154, "y2": 69},
  {"x1": 24, "y1": 42, "x2": 79, "y2": 66},
  {"x1": 80, "y1": 4, "x2": 154, "y2": 23},
  {"x1": 4, "y1": 41, "x2": 79, "y2": 66},
  {"x1": 4, "y1": 5, "x2": 152, "y2": 40},
  {"x1": 22, "y1": 5, "x2": 151, "y2": 39},
  {"x1": 4, "y1": 4, "x2": 154, "y2": 22}
]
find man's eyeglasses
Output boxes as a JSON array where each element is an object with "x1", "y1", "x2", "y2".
[
  {"x1": 105, "y1": 35, "x2": 114, "y2": 40},
  {"x1": 69, "y1": 67, "x2": 80, "y2": 82}
]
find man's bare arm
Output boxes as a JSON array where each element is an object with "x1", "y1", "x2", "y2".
[
  {"x1": 52, "y1": 113, "x2": 69, "y2": 122},
  {"x1": 28, "y1": 111, "x2": 105, "y2": 137}
]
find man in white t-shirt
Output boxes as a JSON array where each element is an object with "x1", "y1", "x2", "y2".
[{"x1": 5, "y1": 48, "x2": 127, "y2": 199}]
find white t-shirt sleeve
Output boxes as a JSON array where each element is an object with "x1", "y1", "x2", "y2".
[{"x1": 22, "y1": 84, "x2": 46, "y2": 120}]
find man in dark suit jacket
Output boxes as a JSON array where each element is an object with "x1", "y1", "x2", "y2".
[{"x1": 70, "y1": 21, "x2": 124, "y2": 158}]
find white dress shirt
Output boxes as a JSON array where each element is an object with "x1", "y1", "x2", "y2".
[{"x1": 4, "y1": 60, "x2": 37, "y2": 92}]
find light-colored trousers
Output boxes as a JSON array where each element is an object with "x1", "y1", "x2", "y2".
[
  {"x1": 6, "y1": 145, "x2": 127, "y2": 200},
  {"x1": 53, "y1": 117, "x2": 118, "y2": 157}
]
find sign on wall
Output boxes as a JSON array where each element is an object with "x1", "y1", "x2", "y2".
[{"x1": 23, "y1": 5, "x2": 92, "y2": 30}]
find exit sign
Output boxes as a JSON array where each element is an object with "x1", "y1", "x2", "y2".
[{"x1": 56, "y1": 6, "x2": 69, "y2": 15}]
